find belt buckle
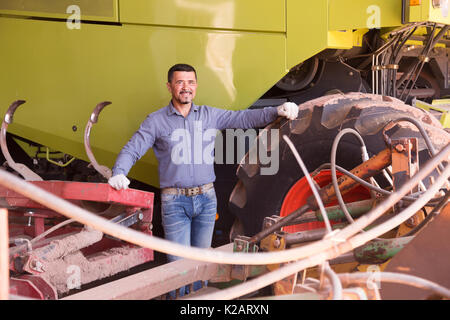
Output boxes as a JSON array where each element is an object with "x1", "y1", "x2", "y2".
[{"x1": 187, "y1": 187, "x2": 199, "y2": 196}]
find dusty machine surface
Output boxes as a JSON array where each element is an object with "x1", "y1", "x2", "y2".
[{"x1": 0, "y1": 1, "x2": 450, "y2": 300}]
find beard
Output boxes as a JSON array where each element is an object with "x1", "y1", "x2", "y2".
[{"x1": 177, "y1": 90, "x2": 193, "y2": 104}]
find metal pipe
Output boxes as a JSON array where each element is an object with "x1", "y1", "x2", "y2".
[
  {"x1": 0, "y1": 208, "x2": 9, "y2": 300},
  {"x1": 291, "y1": 199, "x2": 373, "y2": 224},
  {"x1": 249, "y1": 205, "x2": 310, "y2": 244},
  {"x1": 32, "y1": 228, "x2": 103, "y2": 262},
  {"x1": 353, "y1": 236, "x2": 413, "y2": 264},
  {"x1": 338, "y1": 272, "x2": 450, "y2": 299},
  {"x1": 307, "y1": 148, "x2": 392, "y2": 211},
  {"x1": 45, "y1": 147, "x2": 75, "y2": 168},
  {"x1": 0, "y1": 142, "x2": 448, "y2": 267},
  {"x1": 284, "y1": 228, "x2": 330, "y2": 245},
  {"x1": 9, "y1": 219, "x2": 76, "y2": 256},
  {"x1": 287, "y1": 231, "x2": 412, "y2": 265},
  {"x1": 315, "y1": 163, "x2": 441, "y2": 204}
]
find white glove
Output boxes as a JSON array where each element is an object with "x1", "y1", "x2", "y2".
[
  {"x1": 108, "y1": 174, "x2": 130, "y2": 190},
  {"x1": 277, "y1": 102, "x2": 299, "y2": 120}
]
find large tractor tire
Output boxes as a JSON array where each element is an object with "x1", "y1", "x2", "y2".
[{"x1": 229, "y1": 92, "x2": 450, "y2": 237}]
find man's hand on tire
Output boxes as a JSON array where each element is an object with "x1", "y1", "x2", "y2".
[{"x1": 277, "y1": 102, "x2": 299, "y2": 120}]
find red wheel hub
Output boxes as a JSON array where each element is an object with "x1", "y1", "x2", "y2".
[{"x1": 280, "y1": 170, "x2": 371, "y2": 233}]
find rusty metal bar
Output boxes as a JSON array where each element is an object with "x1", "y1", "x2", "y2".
[
  {"x1": 62, "y1": 244, "x2": 233, "y2": 300},
  {"x1": 284, "y1": 223, "x2": 347, "y2": 246},
  {"x1": 263, "y1": 199, "x2": 373, "y2": 229},
  {"x1": 307, "y1": 148, "x2": 392, "y2": 211},
  {"x1": 0, "y1": 208, "x2": 9, "y2": 300},
  {"x1": 302, "y1": 199, "x2": 374, "y2": 223},
  {"x1": 249, "y1": 205, "x2": 309, "y2": 244},
  {"x1": 0, "y1": 100, "x2": 42, "y2": 181},
  {"x1": 84, "y1": 101, "x2": 113, "y2": 180},
  {"x1": 338, "y1": 272, "x2": 450, "y2": 299},
  {"x1": 353, "y1": 236, "x2": 413, "y2": 264}
]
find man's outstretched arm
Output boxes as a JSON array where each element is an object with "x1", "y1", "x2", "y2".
[
  {"x1": 109, "y1": 115, "x2": 156, "y2": 190},
  {"x1": 214, "y1": 102, "x2": 299, "y2": 130}
]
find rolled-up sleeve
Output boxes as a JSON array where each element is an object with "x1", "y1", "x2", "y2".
[
  {"x1": 112, "y1": 115, "x2": 156, "y2": 176},
  {"x1": 213, "y1": 106, "x2": 279, "y2": 130}
]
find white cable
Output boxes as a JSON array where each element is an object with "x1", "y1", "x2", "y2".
[
  {"x1": 0, "y1": 143, "x2": 448, "y2": 266},
  {"x1": 338, "y1": 272, "x2": 450, "y2": 299},
  {"x1": 283, "y1": 135, "x2": 332, "y2": 233}
]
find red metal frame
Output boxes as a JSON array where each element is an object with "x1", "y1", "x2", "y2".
[
  {"x1": 0, "y1": 180, "x2": 154, "y2": 209},
  {"x1": 1, "y1": 180, "x2": 155, "y2": 299},
  {"x1": 280, "y1": 170, "x2": 371, "y2": 233}
]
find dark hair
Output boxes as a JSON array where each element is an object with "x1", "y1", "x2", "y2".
[{"x1": 167, "y1": 63, "x2": 197, "y2": 82}]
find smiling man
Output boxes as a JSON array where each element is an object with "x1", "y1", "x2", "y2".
[{"x1": 108, "y1": 63, "x2": 298, "y2": 297}]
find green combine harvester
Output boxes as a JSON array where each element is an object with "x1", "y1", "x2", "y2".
[{"x1": 1, "y1": 0, "x2": 450, "y2": 300}]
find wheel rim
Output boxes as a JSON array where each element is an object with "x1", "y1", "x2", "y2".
[{"x1": 280, "y1": 170, "x2": 371, "y2": 233}]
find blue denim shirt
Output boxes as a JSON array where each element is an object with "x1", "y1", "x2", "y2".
[{"x1": 112, "y1": 102, "x2": 278, "y2": 188}]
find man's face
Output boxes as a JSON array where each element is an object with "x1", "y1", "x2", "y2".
[{"x1": 167, "y1": 71, "x2": 197, "y2": 106}]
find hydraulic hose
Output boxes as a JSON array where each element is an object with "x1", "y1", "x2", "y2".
[
  {"x1": 283, "y1": 135, "x2": 332, "y2": 233},
  {"x1": 323, "y1": 262, "x2": 343, "y2": 300},
  {"x1": 330, "y1": 128, "x2": 368, "y2": 224},
  {"x1": 193, "y1": 159, "x2": 450, "y2": 300}
]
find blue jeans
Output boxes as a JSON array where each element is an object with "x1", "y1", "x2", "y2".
[{"x1": 161, "y1": 187, "x2": 217, "y2": 298}]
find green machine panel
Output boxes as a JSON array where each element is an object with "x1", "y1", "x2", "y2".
[
  {"x1": 119, "y1": 0, "x2": 285, "y2": 32},
  {"x1": 0, "y1": 16, "x2": 286, "y2": 186}
]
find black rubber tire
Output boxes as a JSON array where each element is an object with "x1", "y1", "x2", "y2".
[{"x1": 228, "y1": 92, "x2": 449, "y2": 237}]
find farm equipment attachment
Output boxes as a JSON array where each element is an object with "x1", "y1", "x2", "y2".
[
  {"x1": 0, "y1": 100, "x2": 154, "y2": 299},
  {"x1": 2, "y1": 94, "x2": 447, "y2": 300}
]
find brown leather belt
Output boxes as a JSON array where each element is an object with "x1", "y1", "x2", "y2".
[{"x1": 161, "y1": 182, "x2": 214, "y2": 197}]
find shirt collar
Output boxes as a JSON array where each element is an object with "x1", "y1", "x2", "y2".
[{"x1": 167, "y1": 101, "x2": 199, "y2": 116}]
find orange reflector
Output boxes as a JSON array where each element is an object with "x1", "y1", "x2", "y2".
[
  {"x1": 410, "y1": 0, "x2": 421, "y2": 5},
  {"x1": 215, "y1": 213, "x2": 219, "y2": 221}
]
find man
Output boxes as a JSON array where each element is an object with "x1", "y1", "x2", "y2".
[{"x1": 108, "y1": 63, "x2": 298, "y2": 295}]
